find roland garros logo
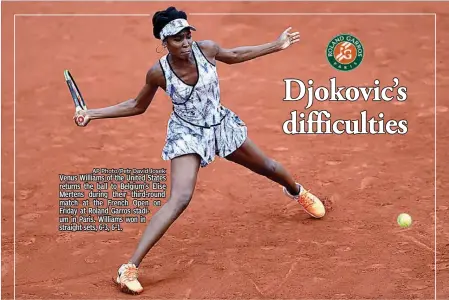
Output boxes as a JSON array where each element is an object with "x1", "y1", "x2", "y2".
[{"x1": 327, "y1": 33, "x2": 364, "y2": 71}]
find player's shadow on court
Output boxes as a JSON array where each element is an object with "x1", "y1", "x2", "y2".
[
  {"x1": 110, "y1": 272, "x2": 184, "y2": 295},
  {"x1": 143, "y1": 273, "x2": 184, "y2": 286}
]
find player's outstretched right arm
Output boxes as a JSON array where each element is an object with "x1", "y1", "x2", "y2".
[{"x1": 73, "y1": 63, "x2": 163, "y2": 127}]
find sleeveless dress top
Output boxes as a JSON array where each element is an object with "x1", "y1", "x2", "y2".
[{"x1": 159, "y1": 41, "x2": 248, "y2": 167}]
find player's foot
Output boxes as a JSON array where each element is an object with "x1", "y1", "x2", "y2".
[
  {"x1": 114, "y1": 262, "x2": 143, "y2": 295},
  {"x1": 283, "y1": 183, "x2": 325, "y2": 218}
]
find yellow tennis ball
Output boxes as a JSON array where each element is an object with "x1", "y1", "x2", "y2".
[{"x1": 397, "y1": 213, "x2": 412, "y2": 228}]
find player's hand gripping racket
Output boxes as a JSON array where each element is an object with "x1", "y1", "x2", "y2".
[{"x1": 64, "y1": 70, "x2": 89, "y2": 126}]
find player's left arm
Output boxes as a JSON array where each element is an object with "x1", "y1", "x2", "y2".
[{"x1": 198, "y1": 27, "x2": 300, "y2": 65}]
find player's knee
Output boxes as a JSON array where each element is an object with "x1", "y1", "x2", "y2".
[
  {"x1": 261, "y1": 159, "x2": 278, "y2": 177},
  {"x1": 171, "y1": 190, "x2": 194, "y2": 213}
]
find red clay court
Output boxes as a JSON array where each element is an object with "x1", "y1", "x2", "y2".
[{"x1": 2, "y1": 1, "x2": 448, "y2": 299}]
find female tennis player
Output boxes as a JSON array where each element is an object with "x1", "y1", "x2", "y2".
[{"x1": 74, "y1": 6, "x2": 325, "y2": 295}]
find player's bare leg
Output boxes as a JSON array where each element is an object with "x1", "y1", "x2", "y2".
[
  {"x1": 115, "y1": 154, "x2": 201, "y2": 294},
  {"x1": 225, "y1": 138, "x2": 325, "y2": 218},
  {"x1": 226, "y1": 138, "x2": 299, "y2": 195}
]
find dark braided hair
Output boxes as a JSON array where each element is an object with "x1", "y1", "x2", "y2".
[{"x1": 152, "y1": 6, "x2": 188, "y2": 40}]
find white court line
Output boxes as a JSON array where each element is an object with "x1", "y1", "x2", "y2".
[
  {"x1": 434, "y1": 13, "x2": 437, "y2": 300},
  {"x1": 0, "y1": 2, "x2": 2, "y2": 300},
  {"x1": 0, "y1": 0, "x2": 427, "y2": 1},
  {"x1": 191, "y1": 12, "x2": 436, "y2": 15},
  {"x1": 13, "y1": 12, "x2": 437, "y2": 300},
  {"x1": 13, "y1": 12, "x2": 437, "y2": 16},
  {"x1": 15, "y1": 13, "x2": 153, "y2": 16},
  {"x1": 13, "y1": 14, "x2": 16, "y2": 300}
]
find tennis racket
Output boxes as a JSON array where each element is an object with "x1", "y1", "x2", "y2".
[{"x1": 64, "y1": 70, "x2": 88, "y2": 124}]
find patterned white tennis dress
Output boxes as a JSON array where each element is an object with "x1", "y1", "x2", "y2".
[{"x1": 159, "y1": 41, "x2": 248, "y2": 167}]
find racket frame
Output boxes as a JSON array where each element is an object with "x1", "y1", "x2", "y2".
[
  {"x1": 64, "y1": 69, "x2": 88, "y2": 124},
  {"x1": 64, "y1": 69, "x2": 87, "y2": 111}
]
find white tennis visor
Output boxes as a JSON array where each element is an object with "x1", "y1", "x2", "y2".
[{"x1": 160, "y1": 18, "x2": 197, "y2": 40}]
